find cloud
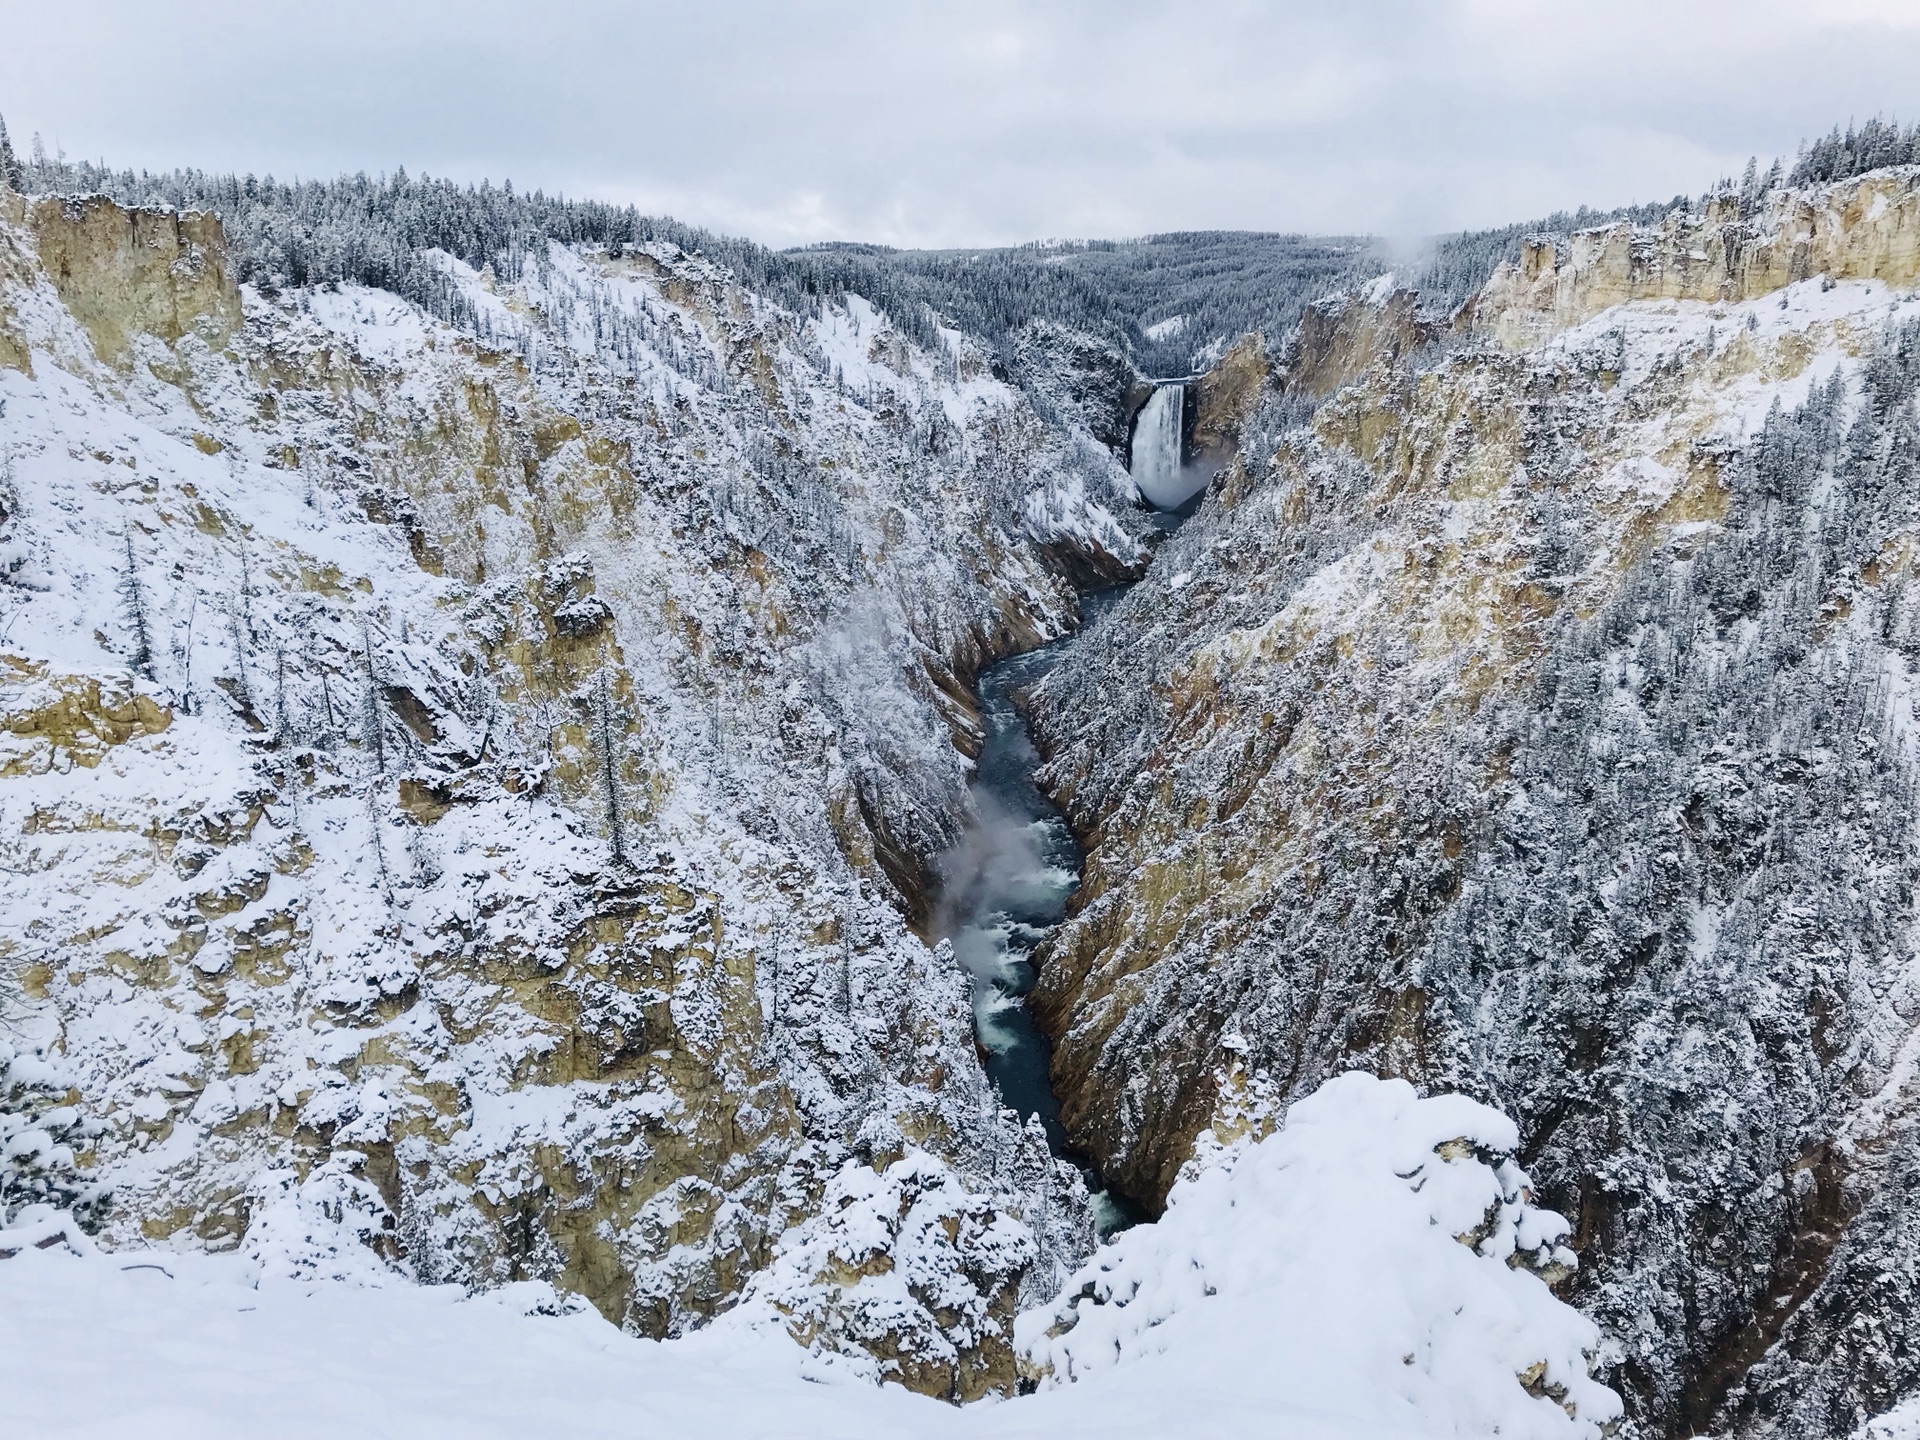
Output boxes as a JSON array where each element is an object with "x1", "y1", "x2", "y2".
[{"x1": 6, "y1": 0, "x2": 1920, "y2": 246}]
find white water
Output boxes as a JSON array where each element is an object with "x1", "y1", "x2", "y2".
[{"x1": 1129, "y1": 381, "x2": 1208, "y2": 509}]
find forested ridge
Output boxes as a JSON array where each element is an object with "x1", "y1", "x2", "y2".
[{"x1": 12, "y1": 113, "x2": 1904, "y2": 381}]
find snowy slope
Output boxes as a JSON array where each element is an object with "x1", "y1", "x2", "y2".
[{"x1": 0, "y1": 1073, "x2": 1618, "y2": 1440}]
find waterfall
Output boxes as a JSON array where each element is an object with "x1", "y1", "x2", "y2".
[{"x1": 1129, "y1": 381, "x2": 1203, "y2": 509}]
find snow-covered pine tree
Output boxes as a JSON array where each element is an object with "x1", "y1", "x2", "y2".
[
  {"x1": 0, "y1": 114, "x2": 20, "y2": 194},
  {"x1": 271, "y1": 647, "x2": 291, "y2": 747},
  {"x1": 592, "y1": 669, "x2": 628, "y2": 869},
  {"x1": 117, "y1": 532, "x2": 153, "y2": 679}
]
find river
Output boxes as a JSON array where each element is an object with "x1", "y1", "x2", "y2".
[{"x1": 938, "y1": 522, "x2": 1184, "y2": 1235}]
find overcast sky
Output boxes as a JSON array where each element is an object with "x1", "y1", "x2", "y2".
[{"x1": 5, "y1": 0, "x2": 1920, "y2": 249}]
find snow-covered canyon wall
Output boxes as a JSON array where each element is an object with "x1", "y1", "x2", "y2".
[
  {"x1": 12, "y1": 135, "x2": 1920, "y2": 1438},
  {"x1": 0, "y1": 175, "x2": 1149, "y2": 1398},
  {"x1": 1027, "y1": 165, "x2": 1920, "y2": 1436}
]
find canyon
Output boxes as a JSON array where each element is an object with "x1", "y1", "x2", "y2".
[{"x1": 3, "y1": 134, "x2": 1920, "y2": 1438}]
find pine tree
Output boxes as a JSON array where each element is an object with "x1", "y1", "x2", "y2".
[
  {"x1": 365, "y1": 787, "x2": 393, "y2": 903},
  {"x1": 226, "y1": 604, "x2": 254, "y2": 717},
  {"x1": 315, "y1": 659, "x2": 337, "y2": 748},
  {"x1": 361, "y1": 636, "x2": 386, "y2": 775},
  {"x1": 592, "y1": 670, "x2": 627, "y2": 868},
  {"x1": 0, "y1": 114, "x2": 20, "y2": 194},
  {"x1": 176, "y1": 594, "x2": 198, "y2": 713},
  {"x1": 765, "y1": 921, "x2": 784, "y2": 1040},
  {"x1": 117, "y1": 532, "x2": 153, "y2": 678},
  {"x1": 271, "y1": 647, "x2": 291, "y2": 747}
]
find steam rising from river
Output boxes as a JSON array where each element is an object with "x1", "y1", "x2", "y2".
[
  {"x1": 937, "y1": 793, "x2": 1076, "y2": 1054},
  {"x1": 930, "y1": 622, "x2": 1091, "y2": 1159},
  {"x1": 933, "y1": 583, "x2": 1148, "y2": 1227}
]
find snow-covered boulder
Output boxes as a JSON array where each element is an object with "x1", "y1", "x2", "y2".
[{"x1": 1018, "y1": 1072, "x2": 1621, "y2": 1438}]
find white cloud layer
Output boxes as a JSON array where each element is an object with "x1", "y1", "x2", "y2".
[{"x1": 4, "y1": 0, "x2": 1920, "y2": 247}]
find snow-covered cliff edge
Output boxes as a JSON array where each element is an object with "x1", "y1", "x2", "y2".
[{"x1": 1, "y1": 1072, "x2": 1621, "y2": 1438}]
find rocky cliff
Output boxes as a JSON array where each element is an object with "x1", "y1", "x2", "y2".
[
  {"x1": 0, "y1": 175, "x2": 1149, "y2": 1397},
  {"x1": 1459, "y1": 167, "x2": 1920, "y2": 351},
  {"x1": 1028, "y1": 166, "x2": 1920, "y2": 1436}
]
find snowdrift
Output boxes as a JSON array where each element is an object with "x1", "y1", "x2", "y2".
[
  {"x1": 0, "y1": 1073, "x2": 1618, "y2": 1439},
  {"x1": 1018, "y1": 1071, "x2": 1620, "y2": 1438}
]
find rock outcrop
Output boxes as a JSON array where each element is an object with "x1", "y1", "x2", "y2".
[
  {"x1": 1459, "y1": 166, "x2": 1920, "y2": 350},
  {"x1": 1188, "y1": 333, "x2": 1270, "y2": 472},
  {"x1": 1281, "y1": 281, "x2": 1436, "y2": 400},
  {"x1": 1007, "y1": 318, "x2": 1142, "y2": 456},
  {"x1": 21, "y1": 193, "x2": 241, "y2": 363}
]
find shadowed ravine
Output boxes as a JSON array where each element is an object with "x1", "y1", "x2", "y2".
[{"x1": 937, "y1": 514, "x2": 1186, "y2": 1236}]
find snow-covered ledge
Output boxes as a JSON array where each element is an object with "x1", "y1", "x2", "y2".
[
  {"x1": 1018, "y1": 1071, "x2": 1622, "y2": 1439},
  {"x1": 2, "y1": 1071, "x2": 1622, "y2": 1438}
]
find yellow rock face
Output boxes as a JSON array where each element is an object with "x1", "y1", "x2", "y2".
[
  {"x1": 23, "y1": 195, "x2": 241, "y2": 366},
  {"x1": 1464, "y1": 169, "x2": 1920, "y2": 350},
  {"x1": 1190, "y1": 334, "x2": 1270, "y2": 468},
  {"x1": 1285, "y1": 287, "x2": 1435, "y2": 400},
  {"x1": 0, "y1": 662, "x2": 173, "y2": 777}
]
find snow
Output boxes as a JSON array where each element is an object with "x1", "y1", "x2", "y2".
[
  {"x1": 1865, "y1": 1398, "x2": 1920, "y2": 1440},
  {"x1": 1020, "y1": 1073, "x2": 1617, "y2": 1439},
  {"x1": 0, "y1": 1237, "x2": 944, "y2": 1440},
  {"x1": 1360, "y1": 272, "x2": 1399, "y2": 306},
  {"x1": 1539, "y1": 274, "x2": 1898, "y2": 447},
  {"x1": 0, "y1": 1073, "x2": 1619, "y2": 1439}
]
